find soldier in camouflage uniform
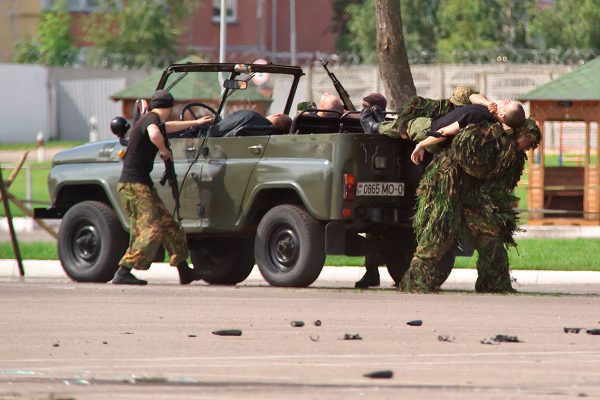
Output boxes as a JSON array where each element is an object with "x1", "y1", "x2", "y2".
[
  {"x1": 112, "y1": 90, "x2": 213, "y2": 285},
  {"x1": 399, "y1": 118, "x2": 541, "y2": 293}
]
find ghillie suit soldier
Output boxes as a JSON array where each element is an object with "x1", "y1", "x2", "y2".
[{"x1": 400, "y1": 118, "x2": 541, "y2": 293}]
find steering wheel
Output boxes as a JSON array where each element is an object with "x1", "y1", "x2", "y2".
[{"x1": 180, "y1": 102, "x2": 221, "y2": 123}]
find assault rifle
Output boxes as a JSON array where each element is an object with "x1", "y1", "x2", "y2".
[
  {"x1": 319, "y1": 58, "x2": 356, "y2": 112},
  {"x1": 158, "y1": 123, "x2": 181, "y2": 222}
]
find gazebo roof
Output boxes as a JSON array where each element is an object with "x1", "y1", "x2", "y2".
[
  {"x1": 110, "y1": 55, "x2": 271, "y2": 102},
  {"x1": 519, "y1": 57, "x2": 600, "y2": 102}
]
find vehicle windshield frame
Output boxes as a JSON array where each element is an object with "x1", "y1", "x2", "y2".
[{"x1": 155, "y1": 62, "x2": 305, "y2": 116}]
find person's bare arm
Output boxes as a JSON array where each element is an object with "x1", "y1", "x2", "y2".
[
  {"x1": 147, "y1": 124, "x2": 171, "y2": 161},
  {"x1": 164, "y1": 116, "x2": 214, "y2": 134},
  {"x1": 410, "y1": 121, "x2": 460, "y2": 165},
  {"x1": 469, "y1": 93, "x2": 497, "y2": 114}
]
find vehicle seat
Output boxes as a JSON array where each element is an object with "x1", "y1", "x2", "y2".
[
  {"x1": 290, "y1": 109, "x2": 342, "y2": 134},
  {"x1": 339, "y1": 111, "x2": 363, "y2": 133}
]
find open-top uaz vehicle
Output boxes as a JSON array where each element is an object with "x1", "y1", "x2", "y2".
[{"x1": 35, "y1": 61, "x2": 456, "y2": 287}]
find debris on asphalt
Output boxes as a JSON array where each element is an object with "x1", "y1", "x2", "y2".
[
  {"x1": 102, "y1": 341, "x2": 108, "y2": 345},
  {"x1": 364, "y1": 370, "x2": 393, "y2": 379},
  {"x1": 564, "y1": 327, "x2": 582, "y2": 334},
  {"x1": 586, "y1": 329, "x2": 600, "y2": 335},
  {"x1": 437, "y1": 335, "x2": 455, "y2": 342},
  {"x1": 493, "y1": 334, "x2": 521, "y2": 343},
  {"x1": 290, "y1": 320, "x2": 305, "y2": 327},
  {"x1": 52, "y1": 341, "x2": 60, "y2": 348},
  {"x1": 314, "y1": 320, "x2": 322, "y2": 327},
  {"x1": 212, "y1": 329, "x2": 242, "y2": 336},
  {"x1": 120, "y1": 332, "x2": 134, "y2": 335},
  {"x1": 310, "y1": 335, "x2": 320, "y2": 342},
  {"x1": 480, "y1": 338, "x2": 499, "y2": 345},
  {"x1": 188, "y1": 334, "x2": 197, "y2": 338},
  {"x1": 481, "y1": 334, "x2": 522, "y2": 344},
  {"x1": 406, "y1": 319, "x2": 423, "y2": 326},
  {"x1": 343, "y1": 333, "x2": 362, "y2": 340}
]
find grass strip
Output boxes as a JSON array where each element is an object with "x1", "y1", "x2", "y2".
[{"x1": 1, "y1": 238, "x2": 599, "y2": 272}]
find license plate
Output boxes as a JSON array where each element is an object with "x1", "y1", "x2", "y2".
[{"x1": 356, "y1": 182, "x2": 404, "y2": 197}]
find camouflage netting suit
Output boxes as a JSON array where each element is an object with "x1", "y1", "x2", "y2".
[{"x1": 400, "y1": 121, "x2": 530, "y2": 293}]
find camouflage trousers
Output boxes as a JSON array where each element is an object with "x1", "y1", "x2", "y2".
[
  {"x1": 117, "y1": 183, "x2": 188, "y2": 270},
  {"x1": 379, "y1": 117, "x2": 442, "y2": 154},
  {"x1": 400, "y1": 207, "x2": 514, "y2": 293}
]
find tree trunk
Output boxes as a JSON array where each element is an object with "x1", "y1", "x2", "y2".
[{"x1": 375, "y1": 0, "x2": 416, "y2": 110}]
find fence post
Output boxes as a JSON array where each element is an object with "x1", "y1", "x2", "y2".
[{"x1": 0, "y1": 164, "x2": 24, "y2": 276}]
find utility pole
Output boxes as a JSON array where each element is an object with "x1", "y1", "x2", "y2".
[{"x1": 289, "y1": 0, "x2": 297, "y2": 65}]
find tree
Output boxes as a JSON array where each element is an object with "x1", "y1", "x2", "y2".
[
  {"x1": 14, "y1": 0, "x2": 78, "y2": 66},
  {"x1": 339, "y1": 0, "x2": 438, "y2": 63},
  {"x1": 529, "y1": 0, "x2": 600, "y2": 50},
  {"x1": 85, "y1": 0, "x2": 197, "y2": 68},
  {"x1": 375, "y1": 0, "x2": 416, "y2": 108}
]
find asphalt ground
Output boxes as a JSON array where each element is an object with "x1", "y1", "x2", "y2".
[{"x1": 0, "y1": 279, "x2": 599, "y2": 399}]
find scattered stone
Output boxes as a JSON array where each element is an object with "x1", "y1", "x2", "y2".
[
  {"x1": 437, "y1": 335, "x2": 455, "y2": 342},
  {"x1": 309, "y1": 335, "x2": 320, "y2": 342},
  {"x1": 564, "y1": 327, "x2": 582, "y2": 334},
  {"x1": 188, "y1": 334, "x2": 197, "y2": 338},
  {"x1": 586, "y1": 329, "x2": 600, "y2": 335},
  {"x1": 102, "y1": 341, "x2": 108, "y2": 345},
  {"x1": 212, "y1": 329, "x2": 242, "y2": 336},
  {"x1": 121, "y1": 332, "x2": 134, "y2": 335},
  {"x1": 314, "y1": 320, "x2": 322, "y2": 327},
  {"x1": 364, "y1": 370, "x2": 393, "y2": 379},
  {"x1": 406, "y1": 319, "x2": 422, "y2": 326},
  {"x1": 343, "y1": 333, "x2": 362, "y2": 340},
  {"x1": 290, "y1": 320, "x2": 305, "y2": 328},
  {"x1": 52, "y1": 342, "x2": 60, "y2": 348}
]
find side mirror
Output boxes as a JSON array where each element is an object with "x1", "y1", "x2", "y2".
[
  {"x1": 223, "y1": 79, "x2": 248, "y2": 90},
  {"x1": 110, "y1": 116, "x2": 130, "y2": 138}
]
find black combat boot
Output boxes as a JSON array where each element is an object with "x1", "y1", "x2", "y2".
[
  {"x1": 354, "y1": 266, "x2": 380, "y2": 288},
  {"x1": 360, "y1": 108, "x2": 381, "y2": 135},
  {"x1": 112, "y1": 266, "x2": 147, "y2": 285},
  {"x1": 177, "y1": 260, "x2": 200, "y2": 285}
]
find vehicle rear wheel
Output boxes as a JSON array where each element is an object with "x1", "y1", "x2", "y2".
[
  {"x1": 189, "y1": 237, "x2": 255, "y2": 285},
  {"x1": 255, "y1": 204, "x2": 325, "y2": 287},
  {"x1": 58, "y1": 201, "x2": 128, "y2": 282}
]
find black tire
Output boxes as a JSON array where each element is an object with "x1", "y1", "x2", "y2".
[
  {"x1": 255, "y1": 204, "x2": 325, "y2": 287},
  {"x1": 189, "y1": 237, "x2": 255, "y2": 285},
  {"x1": 385, "y1": 227, "x2": 416, "y2": 284},
  {"x1": 58, "y1": 201, "x2": 128, "y2": 282}
]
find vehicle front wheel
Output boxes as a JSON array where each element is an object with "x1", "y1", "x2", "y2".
[
  {"x1": 58, "y1": 201, "x2": 128, "y2": 282},
  {"x1": 255, "y1": 205, "x2": 325, "y2": 287}
]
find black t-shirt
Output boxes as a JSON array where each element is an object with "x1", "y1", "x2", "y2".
[
  {"x1": 431, "y1": 104, "x2": 495, "y2": 132},
  {"x1": 119, "y1": 112, "x2": 161, "y2": 187},
  {"x1": 208, "y1": 110, "x2": 271, "y2": 137}
]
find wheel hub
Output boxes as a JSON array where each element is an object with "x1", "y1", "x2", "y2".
[
  {"x1": 73, "y1": 225, "x2": 100, "y2": 265},
  {"x1": 269, "y1": 226, "x2": 299, "y2": 271}
]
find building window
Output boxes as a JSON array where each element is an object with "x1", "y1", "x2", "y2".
[
  {"x1": 212, "y1": 0, "x2": 237, "y2": 23},
  {"x1": 41, "y1": 0, "x2": 104, "y2": 12}
]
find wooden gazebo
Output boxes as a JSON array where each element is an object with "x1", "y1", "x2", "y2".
[{"x1": 520, "y1": 57, "x2": 600, "y2": 225}]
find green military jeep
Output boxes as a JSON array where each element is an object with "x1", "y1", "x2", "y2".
[{"x1": 35, "y1": 61, "x2": 449, "y2": 287}]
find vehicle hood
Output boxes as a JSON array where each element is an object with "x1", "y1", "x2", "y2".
[{"x1": 52, "y1": 140, "x2": 124, "y2": 165}]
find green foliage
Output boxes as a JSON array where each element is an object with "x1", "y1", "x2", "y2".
[
  {"x1": 529, "y1": 0, "x2": 600, "y2": 50},
  {"x1": 85, "y1": 0, "x2": 198, "y2": 68},
  {"x1": 14, "y1": 0, "x2": 78, "y2": 66},
  {"x1": 345, "y1": 0, "x2": 377, "y2": 62}
]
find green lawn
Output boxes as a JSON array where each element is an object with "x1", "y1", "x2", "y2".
[{"x1": 1, "y1": 238, "x2": 600, "y2": 271}]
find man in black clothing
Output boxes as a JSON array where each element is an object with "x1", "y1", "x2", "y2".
[
  {"x1": 112, "y1": 89, "x2": 213, "y2": 285},
  {"x1": 207, "y1": 110, "x2": 292, "y2": 137},
  {"x1": 410, "y1": 99, "x2": 525, "y2": 164}
]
